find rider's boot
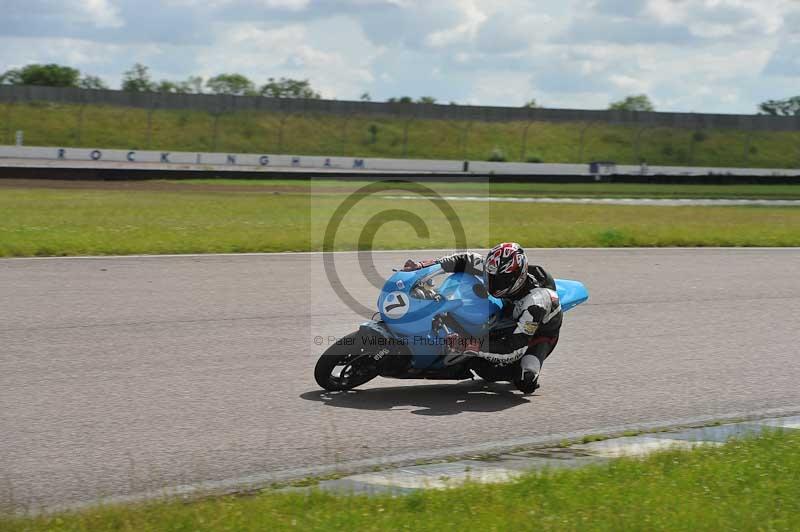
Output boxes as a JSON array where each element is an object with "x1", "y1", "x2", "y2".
[{"x1": 514, "y1": 354, "x2": 541, "y2": 394}]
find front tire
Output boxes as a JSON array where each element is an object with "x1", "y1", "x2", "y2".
[{"x1": 314, "y1": 332, "x2": 381, "y2": 391}]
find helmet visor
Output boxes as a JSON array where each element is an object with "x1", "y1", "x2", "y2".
[{"x1": 486, "y1": 267, "x2": 528, "y2": 298}]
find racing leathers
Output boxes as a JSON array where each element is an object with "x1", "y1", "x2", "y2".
[{"x1": 436, "y1": 252, "x2": 562, "y2": 372}]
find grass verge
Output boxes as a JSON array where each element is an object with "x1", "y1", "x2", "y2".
[
  {"x1": 4, "y1": 101, "x2": 800, "y2": 168},
  {"x1": 3, "y1": 430, "x2": 799, "y2": 531},
  {"x1": 1, "y1": 187, "x2": 799, "y2": 257},
  {"x1": 174, "y1": 179, "x2": 800, "y2": 199}
]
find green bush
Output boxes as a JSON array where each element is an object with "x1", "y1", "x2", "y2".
[
  {"x1": 488, "y1": 147, "x2": 506, "y2": 162},
  {"x1": 367, "y1": 124, "x2": 379, "y2": 144}
]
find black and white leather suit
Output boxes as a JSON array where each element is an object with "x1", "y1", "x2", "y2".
[{"x1": 437, "y1": 252, "x2": 563, "y2": 369}]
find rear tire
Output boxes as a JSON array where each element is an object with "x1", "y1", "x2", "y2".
[{"x1": 314, "y1": 332, "x2": 381, "y2": 391}]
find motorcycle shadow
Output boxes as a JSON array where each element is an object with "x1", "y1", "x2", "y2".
[{"x1": 300, "y1": 380, "x2": 531, "y2": 416}]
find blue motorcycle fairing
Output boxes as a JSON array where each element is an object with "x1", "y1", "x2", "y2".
[
  {"x1": 555, "y1": 279, "x2": 590, "y2": 312},
  {"x1": 378, "y1": 267, "x2": 503, "y2": 334},
  {"x1": 378, "y1": 266, "x2": 499, "y2": 369},
  {"x1": 376, "y1": 264, "x2": 589, "y2": 371},
  {"x1": 438, "y1": 273, "x2": 504, "y2": 337}
]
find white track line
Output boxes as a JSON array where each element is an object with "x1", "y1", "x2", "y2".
[{"x1": 389, "y1": 195, "x2": 800, "y2": 207}]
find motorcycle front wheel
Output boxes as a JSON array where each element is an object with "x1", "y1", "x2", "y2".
[{"x1": 314, "y1": 332, "x2": 381, "y2": 391}]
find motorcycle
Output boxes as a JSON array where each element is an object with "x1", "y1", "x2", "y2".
[{"x1": 314, "y1": 263, "x2": 588, "y2": 393}]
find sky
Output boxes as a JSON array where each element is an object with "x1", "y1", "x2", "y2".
[{"x1": 0, "y1": 0, "x2": 798, "y2": 114}]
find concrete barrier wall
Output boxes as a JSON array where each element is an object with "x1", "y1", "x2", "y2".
[
  {"x1": 2, "y1": 145, "x2": 799, "y2": 178},
  {"x1": 1, "y1": 85, "x2": 799, "y2": 132}
]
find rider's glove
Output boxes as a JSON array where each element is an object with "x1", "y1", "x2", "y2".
[{"x1": 403, "y1": 259, "x2": 438, "y2": 271}]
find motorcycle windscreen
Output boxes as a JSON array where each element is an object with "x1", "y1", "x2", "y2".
[
  {"x1": 439, "y1": 273, "x2": 503, "y2": 336},
  {"x1": 555, "y1": 279, "x2": 589, "y2": 312}
]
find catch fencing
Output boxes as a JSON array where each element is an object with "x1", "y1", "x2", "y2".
[
  {"x1": 1, "y1": 85, "x2": 799, "y2": 168},
  {"x1": 2, "y1": 85, "x2": 799, "y2": 130}
]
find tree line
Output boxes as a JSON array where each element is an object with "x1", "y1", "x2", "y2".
[
  {"x1": 0, "y1": 63, "x2": 321, "y2": 99},
  {"x1": 1, "y1": 62, "x2": 798, "y2": 115}
]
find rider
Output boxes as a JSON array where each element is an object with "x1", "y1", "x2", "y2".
[{"x1": 403, "y1": 243, "x2": 562, "y2": 394}]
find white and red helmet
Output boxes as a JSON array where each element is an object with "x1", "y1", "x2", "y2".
[{"x1": 484, "y1": 242, "x2": 528, "y2": 298}]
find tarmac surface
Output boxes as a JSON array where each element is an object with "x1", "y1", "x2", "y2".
[{"x1": 2, "y1": 249, "x2": 800, "y2": 511}]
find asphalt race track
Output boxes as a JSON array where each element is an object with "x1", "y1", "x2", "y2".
[{"x1": 2, "y1": 249, "x2": 800, "y2": 511}]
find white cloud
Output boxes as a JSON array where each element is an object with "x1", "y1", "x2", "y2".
[
  {"x1": 466, "y1": 71, "x2": 534, "y2": 106},
  {"x1": 194, "y1": 19, "x2": 376, "y2": 98},
  {"x1": 424, "y1": 1, "x2": 486, "y2": 48},
  {"x1": 81, "y1": 0, "x2": 125, "y2": 28},
  {"x1": 609, "y1": 74, "x2": 650, "y2": 94},
  {"x1": 1, "y1": 0, "x2": 800, "y2": 112},
  {"x1": 256, "y1": 0, "x2": 310, "y2": 9},
  {"x1": 0, "y1": 35, "x2": 135, "y2": 87},
  {"x1": 645, "y1": 0, "x2": 786, "y2": 38}
]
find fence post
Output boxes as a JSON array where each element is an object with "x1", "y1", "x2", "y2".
[
  {"x1": 743, "y1": 125, "x2": 754, "y2": 165},
  {"x1": 577, "y1": 122, "x2": 594, "y2": 163},
  {"x1": 520, "y1": 120, "x2": 535, "y2": 161},
  {"x1": 147, "y1": 99, "x2": 157, "y2": 149},
  {"x1": 402, "y1": 117, "x2": 415, "y2": 158},
  {"x1": 797, "y1": 141, "x2": 800, "y2": 168},
  {"x1": 212, "y1": 109, "x2": 223, "y2": 152},
  {"x1": 4, "y1": 99, "x2": 12, "y2": 145},
  {"x1": 340, "y1": 112, "x2": 353, "y2": 156},
  {"x1": 277, "y1": 113, "x2": 290, "y2": 153},
  {"x1": 796, "y1": 136, "x2": 800, "y2": 168},
  {"x1": 688, "y1": 129, "x2": 706, "y2": 165},
  {"x1": 76, "y1": 102, "x2": 85, "y2": 146},
  {"x1": 688, "y1": 115, "x2": 707, "y2": 165},
  {"x1": 460, "y1": 121, "x2": 473, "y2": 160},
  {"x1": 633, "y1": 126, "x2": 651, "y2": 163}
]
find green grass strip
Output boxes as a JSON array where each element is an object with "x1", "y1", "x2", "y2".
[
  {"x1": 173, "y1": 179, "x2": 800, "y2": 199},
  {"x1": 3, "y1": 430, "x2": 799, "y2": 531},
  {"x1": 1, "y1": 187, "x2": 799, "y2": 257}
]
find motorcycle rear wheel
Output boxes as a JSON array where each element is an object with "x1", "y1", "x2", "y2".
[{"x1": 314, "y1": 332, "x2": 381, "y2": 391}]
